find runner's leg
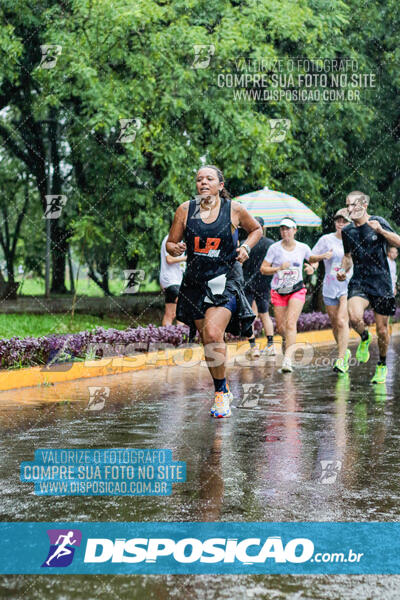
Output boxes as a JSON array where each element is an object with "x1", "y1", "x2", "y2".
[
  {"x1": 259, "y1": 311, "x2": 274, "y2": 338},
  {"x1": 336, "y1": 295, "x2": 350, "y2": 360},
  {"x1": 162, "y1": 301, "x2": 177, "y2": 326},
  {"x1": 284, "y1": 297, "x2": 305, "y2": 357},
  {"x1": 194, "y1": 318, "x2": 205, "y2": 344},
  {"x1": 326, "y1": 304, "x2": 339, "y2": 345},
  {"x1": 348, "y1": 295, "x2": 373, "y2": 363},
  {"x1": 273, "y1": 305, "x2": 288, "y2": 354},
  {"x1": 197, "y1": 306, "x2": 232, "y2": 381},
  {"x1": 327, "y1": 296, "x2": 349, "y2": 360},
  {"x1": 374, "y1": 313, "x2": 390, "y2": 361},
  {"x1": 348, "y1": 296, "x2": 369, "y2": 335},
  {"x1": 246, "y1": 299, "x2": 258, "y2": 356},
  {"x1": 370, "y1": 312, "x2": 390, "y2": 383}
]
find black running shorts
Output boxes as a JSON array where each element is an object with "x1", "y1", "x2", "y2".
[
  {"x1": 348, "y1": 286, "x2": 396, "y2": 316},
  {"x1": 164, "y1": 284, "x2": 180, "y2": 304},
  {"x1": 245, "y1": 287, "x2": 271, "y2": 314}
]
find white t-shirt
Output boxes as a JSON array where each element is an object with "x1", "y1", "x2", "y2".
[
  {"x1": 159, "y1": 235, "x2": 185, "y2": 289},
  {"x1": 265, "y1": 240, "x2": 312, "y2": 292},
  {"x1": 312, "y1": 232, "x2": 351, "y2": 299},
  {"x1": 388, "y1": 257, "x2": 397, "y2": 294}
]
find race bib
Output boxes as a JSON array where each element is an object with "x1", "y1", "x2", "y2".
[
  {"x1": 272, "y1": 268, "x2": 301, "y2": 294},
  {"x1": 204, "y1": 273, "x2": 227, "y2": 304}
]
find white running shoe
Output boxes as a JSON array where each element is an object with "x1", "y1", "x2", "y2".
[
  {"x1": 263, "y1": 344, "x2": 276, "y2": 357},
  {"x1": 281, "y1": 356, "x2": 293, "y2": 373},
  {"x1": 245, "y1": 345, "x2": 261, "y2": 360}
]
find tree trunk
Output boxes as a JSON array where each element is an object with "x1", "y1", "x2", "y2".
[
  {"x1": 68, "y1": 246, "x2": 75, "y2": 294},
  {"x1": 5, "y1": 256, "x2": 14, "y2": 286},
  {"x1": 50, "y1": 220, "x2": 68, "y2": 293},
  {"x1": 49, "y1": 110, "x2": 68, "y2": 294}
]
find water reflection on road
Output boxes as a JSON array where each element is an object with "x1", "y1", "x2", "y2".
[{"x1": 1, "y1": 338, "x2": 400, "y2": 598}]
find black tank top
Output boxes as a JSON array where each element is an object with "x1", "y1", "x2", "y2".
[{"x1": 184, "y1": 197, "x2": 239, "y2": 282}]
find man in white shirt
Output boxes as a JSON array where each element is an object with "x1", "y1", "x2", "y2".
[{"x1": 159, "y1": 234, "x2": 186, "y2": 325}]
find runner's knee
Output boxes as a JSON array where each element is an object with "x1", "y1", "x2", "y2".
[
  {"x1": 349, "y1": 312, "x2": 363, "y2": 328},
  {"x1": 285, "y1": 317, "x2": 298, "y2": 331},
  {"x1": 203, "y1": 326, "x2": 224, "y2": 345},
  {"x1": 336, "y1": 317, "x2": 347, "y2": 329},
  {"x1": 376, "y1": 322, "x2": 388, "y2": 338}
]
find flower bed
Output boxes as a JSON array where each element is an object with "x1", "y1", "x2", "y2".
[{"x1": 1, "y1": 308, "x2": 399, "y2": 370}]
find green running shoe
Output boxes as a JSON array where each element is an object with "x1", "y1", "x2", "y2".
[
  {"x1": 371, "y1": 364, "x2": 387, "y2": 384},
  {"x1": 356, "y1": 331, "x2": 372, "y2": 363},
  {"x1": 333, "y1": 349, "x2": 351, "y2": 373}
]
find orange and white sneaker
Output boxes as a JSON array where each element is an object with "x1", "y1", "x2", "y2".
[
  {"x1": 210, "y1": 385, "x2": 233, "y2": 416},
  {"x1": 210, "y1": 390, "x2": 232, "y2": 418}
]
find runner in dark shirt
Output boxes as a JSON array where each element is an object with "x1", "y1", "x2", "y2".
[
  {"x1": 167, "y1": 165, "x2": 262, "y2": 417},
  {"x1": 241, "y1": 216, "x2": 275, "y2": 359},
  {"x1": 337, "y1": 190, "x2": 400, "y2": 383}
]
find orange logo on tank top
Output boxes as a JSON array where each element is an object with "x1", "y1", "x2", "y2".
[{"x1": 194, "y1": 236, "x2": 221, "y2": 257}]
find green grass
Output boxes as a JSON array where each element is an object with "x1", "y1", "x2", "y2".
[
  {"x1": 16, "y1": 277, "x2": 160, "y2": 296},
  {"x1": 0, "y1": 307, "x2": 165, "y2": 339},
  {"x1": 0, "y1": 313, "x2": 131, "y2": 339}
]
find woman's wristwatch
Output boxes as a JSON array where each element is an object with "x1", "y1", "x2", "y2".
[{"x1": 241, "y1": 243, "x2": 251, "y2": 255}]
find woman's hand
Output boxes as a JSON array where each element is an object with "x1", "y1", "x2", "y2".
[
  {"x1": 304, "y1": 263, "x2": 315, "y2": 276},
  {"x1": 168, "y1": 241, "x2": 187, "y2": 257},
  {"x1": 280, "y1": 261, "x2": 291, "y2": 270},
  {"x1": 236, "y1": 246, "x2": 249, "y2": 263}
]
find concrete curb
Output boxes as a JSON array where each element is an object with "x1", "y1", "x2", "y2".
[{"x1": 0, "y1": 323, "x2": 398, "y2": 393}]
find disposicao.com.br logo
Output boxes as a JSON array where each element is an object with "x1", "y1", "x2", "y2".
[
  {"x1": 84, "y1": 535, "x2": 315, "y2": 565},
  {"x1": 0, "y1": 522, "x2": 376, "y2": 574}
]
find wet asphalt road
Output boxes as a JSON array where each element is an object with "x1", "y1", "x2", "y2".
[{"x1": 1, "y1": 336, "x2": 400, "y2": 599}]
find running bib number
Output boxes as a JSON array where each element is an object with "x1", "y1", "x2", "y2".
[
  {"x1": 272, "y1": 268, "x2": 301, "y2": 294},
  {"x1": 204, "y1": 273, "x2": 227, "y2": 304}
]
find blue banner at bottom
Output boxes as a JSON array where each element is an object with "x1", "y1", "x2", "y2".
[{"x1": 1, "y1": 522, "x2": 399, "y2": 574}]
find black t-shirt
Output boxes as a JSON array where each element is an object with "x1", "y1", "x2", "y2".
[
  {"x1": 243, "y1": 236, "x2": 274, "y2": 291},
  {"x1": 342, "y1": 215, "x2": 394, "y2": 296}
]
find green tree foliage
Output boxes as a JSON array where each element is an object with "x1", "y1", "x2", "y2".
[{"x1": 0, "y1": 0, "x2": 398, "y2": 294}]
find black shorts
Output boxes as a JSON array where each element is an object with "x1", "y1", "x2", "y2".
[
  {"x1": 348, "y1": 287, "x2": 396, "y2": 316},
  {"x1": 176, "y1": 265, "x2": 255, "y2": 338},
  {"x1": 164, "y1": 284, "x2": 180, "y2": 304},
  {"x1": 245, "y1": 287, "x2": 271, "y2": 314}
]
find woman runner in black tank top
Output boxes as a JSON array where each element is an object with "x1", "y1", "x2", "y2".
[{"x1": 166, "y1": 166, "x2": 262, "y2": 418}]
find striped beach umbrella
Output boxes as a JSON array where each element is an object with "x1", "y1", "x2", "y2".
[{"x1": 234, "y1": 187, "x2": 322, "y2": 227}]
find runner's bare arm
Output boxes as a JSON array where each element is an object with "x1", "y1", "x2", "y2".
[
  {"x1": 309, "y1": 250, "x2": 333, "y2": 262},
  {"x1": 260, "y1": 259, "x2": 291, "y2": 275},
  {"x1": 368, "y1": 220, "x2": 400, "y2": 247},
  {"x1": 166, "y1": 254, "x2": 187, "y2": 264},
  {"x1": 304, "y1": 263, "x2": 316, "y2": 275},
  {"x1": 166, "y1": 203, "x2": 189, "y2": 256},
  {"x1": 233, "y1": 202, "x2": 262, "y2": 246}
]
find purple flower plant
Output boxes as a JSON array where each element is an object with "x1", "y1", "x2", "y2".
[{"x1": 1, "y1": 308, "x2": 399, "y2": 369}]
